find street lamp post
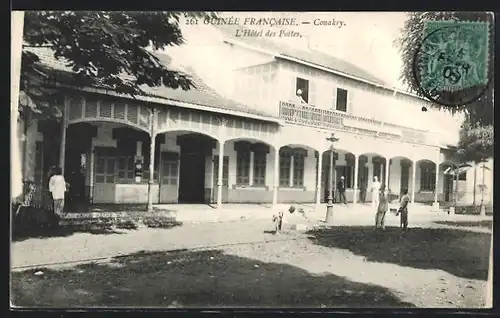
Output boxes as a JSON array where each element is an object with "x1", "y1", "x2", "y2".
[{"x1": 325, "y1": 133, "x2": 339, "y2": 224}]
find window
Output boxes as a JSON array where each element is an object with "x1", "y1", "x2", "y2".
[
  {"x1": 117, "y1": 156, "x2": 135, "y2": 182},
  {"x1": 295, "y1": 77, "x2": 309, "y2": 103},
  {"x1": 336, "y1": 88, "x2": 348, "y2": 112},
  {"x1": 253, "y1": 151, "x2": 267, "y2": 186},
  {"x1": 279, "y1": 151, "x2": 292, "y2": 187},
  {"x1": 280, "y1": 148, "x2": 307, "y2": 188},
  {"x1": 161, "y1": 152, "x2": 179, "y2": 185},
  {"x1": 420, "y1": 162, "x2": 436, "y2": 191},
  {"x1": 236, "y1": 148, "x2": 251, "y2": 185},
  {"x1": 214, "y1": 156, "x2": 229, "y2": 186},
  {"x1": 95, "y1": 156, "x2": 116, "y2": 184},
  {"x1": 293, "y1": 151, "x2": 306, "y2": 187}
]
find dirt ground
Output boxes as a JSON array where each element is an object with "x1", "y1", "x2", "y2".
[{"x1": 11, "y1": 219, "x2": 491, "y2": 308}]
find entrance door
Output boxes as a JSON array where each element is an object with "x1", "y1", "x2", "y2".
[
  {"x1": 444, "y1": 174, "x2": 454, "y2": 202},
  {"x1": 178, "y1": 149, "x2": 206, "y2": 203},
  {"x1": 159, "y1": 152, "x2": 180, "y2": 203},
  {"x1": 64, "y1": 123, "x2": 94, "y2": 210},
  {"x1": 93, "y1": 156, "x2": 116, "y2": 204},
  {"x1": 212, "y1": 155, "x2": 229, "y2": 203}
]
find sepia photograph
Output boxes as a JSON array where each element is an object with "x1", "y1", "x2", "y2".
[{"x1": 10, "y1": 11, "x2": 494, "y2": 309}]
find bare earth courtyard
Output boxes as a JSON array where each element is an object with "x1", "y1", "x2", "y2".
[{"x1": 11, "y1": 212, "x2": 492, "y2": 309}]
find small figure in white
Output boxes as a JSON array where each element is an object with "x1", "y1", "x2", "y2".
[{"x1": 371, "y1": 176, "x2": 381, "y2": 208}]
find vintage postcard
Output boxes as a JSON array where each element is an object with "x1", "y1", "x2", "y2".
[{"x1": 11, "y1": 11, "x2": 493, "y2": 309}]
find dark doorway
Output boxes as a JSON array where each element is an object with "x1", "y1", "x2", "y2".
[
  {"x1": 64, "y1": 123, "x2": 96, "y2": 211},
  {"x1": 177, "y1": 133, "x2": 216, "y2": 204},
  {"x1": 444, "y1": 174, "x2": 454, "y2": 202}
]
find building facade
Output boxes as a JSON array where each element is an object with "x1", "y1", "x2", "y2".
[{"x1": 19, "y1": 25, "x2": 488, "y2": 209}]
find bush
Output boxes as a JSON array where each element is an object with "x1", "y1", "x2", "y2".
[{"x1": 453, "y1": 204, "x2": 493, "y2": 215}]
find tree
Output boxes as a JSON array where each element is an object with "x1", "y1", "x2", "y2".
[
  {"x1": 457, "y1": 119, "x2": 493, "y2": 163},
  {"x1": 396, "y1": 12, "x2": 494, "y2": 163},
  {"x1": 20, "y1": 11, "x2": 217, "y2": 120}
]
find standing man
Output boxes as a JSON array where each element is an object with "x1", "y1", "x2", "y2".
[
  {"x1": 371, "y1": 176, "x2": 381, "y2": 208},
  {"x1": 49, "y1": 166, "x2": 67, "y2": 219},
  {"x1": 337, "y1": 176, "x2": 347, "y2": 204}
]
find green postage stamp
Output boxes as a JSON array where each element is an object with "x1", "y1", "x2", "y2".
[{"x1": 414, "y1": 20, "x2": 491, "y2": 106}]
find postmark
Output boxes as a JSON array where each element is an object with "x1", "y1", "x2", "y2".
[{"x1": 412, "y1": 20, "x2": 492, "y2": 107}]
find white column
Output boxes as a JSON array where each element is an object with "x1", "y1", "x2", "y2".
[
  {"x1": 433, "y1": 162, "x2": 439, "y2": 206},
  {"x1": 454, "y1": 165, "x2": 459, "y2": 203},
  {"x1": 249, "y1": 151, "x2": 254, "y2": 186},
  {"x1": 146, "y1": 109, "x2": 157, "y2": 212},
  {"x1": 89, "y1": 141, "x2": 95, "y2": 202},
  {"x1": 272, "y1": 147, "x2": 279, "y2": 206},
  {"x1": 315, "y1": 152, "x2": 323, "y2": 206},
  {"x1": 11, "y1": 11, "x2": 25, "y2": 199},
  {"x1": 59, "y1": 98, "x2": 68, "y2": 175},
  {"x1": 353, "y1": 155, "x2": 359, "y2": 203},
  {"x1": 289, "y1": 155, "x2": 294, "y2": 187},
  {"x1": 217, "y1": 141, "x2": 224, "y2": 208},
  {"x1": 385, "y1": 158, "x2": 390, "y2": 191},
  {"x1": 411, "y1": 161, "x2": 417, "y2": 203}
]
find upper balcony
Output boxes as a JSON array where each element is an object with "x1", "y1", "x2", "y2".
[{"x1": 278, "y1": 101, "x2": 440, "y2": 146}]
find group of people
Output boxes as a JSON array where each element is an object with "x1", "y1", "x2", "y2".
[
  {"x1": 336, "y1": 174, "x2": 410, "y2": 231},
  {"x1": 371, "y1": 176, "x2": 410, "y2": 232}
]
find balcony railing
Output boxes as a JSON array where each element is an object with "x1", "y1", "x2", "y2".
[{"x1": 278, "y1": 101, "x2": 436, "y2": 145}]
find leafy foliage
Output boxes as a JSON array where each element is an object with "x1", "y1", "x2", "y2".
[
  {"x1": 396, "y1": 12, "x2": 494, "y2": 162},
  {"x1": 20, "y1": 11, "x2": 217, "y2": 120},
  {"x1": 457, "y1": 121, "x2": 493, "y2": 163}
]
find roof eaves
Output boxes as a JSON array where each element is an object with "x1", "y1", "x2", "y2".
[{"x1": 51, "y1": 81, "x2": 284, "y2": 125}]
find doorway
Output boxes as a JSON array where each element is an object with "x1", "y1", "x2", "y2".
[
  {"x1": 444, "y1": 174, "x2": 454, "y2": 202},
  {"x1": 177, "y1": 133, "x2": 216, "y2": 204},
  {"x1": 64, "y1": 123, "x2": 96, "y2": 211}
]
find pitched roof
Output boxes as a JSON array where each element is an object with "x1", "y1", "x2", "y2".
[
  {"x1": 24, "y1": 47, "x2": 280, "y2": 121},
  {"x1": 215, "y1": 25, "x2": 386, "y2": 86}
]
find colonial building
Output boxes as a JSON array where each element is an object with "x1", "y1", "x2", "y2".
[{"x1": 19, "y1": 24, "x2": 483, "y2": 210}]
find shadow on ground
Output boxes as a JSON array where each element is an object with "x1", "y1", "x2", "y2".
[
  {"x1": 306, "y1": 226, "x2": 491, "y2": 281},
  {"x1": 12, "y1": 215, "x2": 183, "y2": 242},
  {"x1": 11, "y1": 249, "x2": 415, "y2": 308},
  {"x1": 433, "y1": 220, "x2": 493, "y2": 229}
]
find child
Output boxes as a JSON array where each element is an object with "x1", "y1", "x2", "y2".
[{"x1": 396, "y1": 188, "x2": 410, "y2": 232}]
